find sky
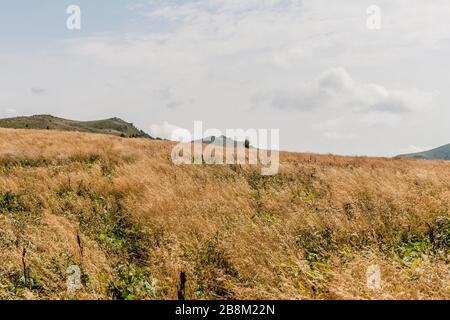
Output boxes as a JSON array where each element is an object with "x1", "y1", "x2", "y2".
[{"x1": 1, "y1": 0, "x2": 450, "y2": 156}]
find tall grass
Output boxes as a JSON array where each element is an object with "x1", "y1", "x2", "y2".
[{"x1": 0, "y1": 128, "x2": 448, "y2": 300}]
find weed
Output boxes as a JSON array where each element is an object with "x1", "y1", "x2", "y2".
[
  {"x1": 295, "y1": 228, "x2": 335, "y2": 270},
  {"x1": 393, "y1": 216, "x2": 449, "y2": 264},
  {"x1": 395, "y1": 234, "x2": 431, "y2": 260},
  {"x1": 194, "y1": 235, "x2": 238, "y2": 299},
  {"x1": 431, "y1": 216, "x2": 449, "y2": 249},
  {"x1": 8, "y1": 271, "x2": 44, "y2": 292},
  {"x1": 0, "y1": 191, "x2": 41, "y2": 225},
  {"x1": 107, "y1": 266, "x2": 157, "y2": 300},
  {"x1": 302, "y1": 186, "x2": 317, "y2": 201},
  {"x1": 77, "y1": 192, "x2": 148, "y2": 262},
  {"x1": 0, "y1": 191, "x2": 24, "y2": 212}
]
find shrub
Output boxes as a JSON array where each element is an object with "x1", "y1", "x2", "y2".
[{"x1": 244, "y1": 139, "x2": 250, "y2": 149}]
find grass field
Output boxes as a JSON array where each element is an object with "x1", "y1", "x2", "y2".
[{"x1": 0, "y1": 128, "x2": 448, "y2": 300}]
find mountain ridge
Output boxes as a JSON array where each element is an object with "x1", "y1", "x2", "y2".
[
  {"x1": 397, "y1": 143, "x2": 450, "y2": 160},
  {"x1": 0, "y1": 114, "x2": 152, "y2": 139}
]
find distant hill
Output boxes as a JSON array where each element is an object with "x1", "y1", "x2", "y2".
[
  {"x1": 397, "y1": 143, "x2": 450, "y2": 160},
  {"x1": 0, "y1": 114, "x2": 152, "y2": 138},
  {"x1": 193, "y1": 135, "x2": 250, "y2": 148}
]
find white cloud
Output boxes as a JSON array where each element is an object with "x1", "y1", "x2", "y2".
[
  {"x1": 1, "y1": 108, "x2": 18, "y2": 118},
  {"x1": 149, "y1": 121, "x2": 191, "y2": 141},
  {"x1": 256, "y1": 67, "x2": 438, "y2": 114},
  {"x1": 400, "y1": 145, "x2": 430, "y2": 154}
]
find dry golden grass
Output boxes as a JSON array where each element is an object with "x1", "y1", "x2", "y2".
[{"x1": 0, "y1": 128, "x2": 448, "y2": 300}]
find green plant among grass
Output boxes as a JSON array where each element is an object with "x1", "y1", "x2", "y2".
[
  {"x1": 295, "y1": 228, "x2": 334, "y2": 272},
  {"x1": 54, "y1": 183, "x2": 148, "y2": 262},
  {"x1": 394, "y1": 235, "x2": 431, "y2": 262},
  {"x1": 194, "y1": 235, "x2": 239, "y2": 299},
  {"x1": 77, "y1": 195, "x2": 148, "y2": 261},
  {"x1": 8, "y1": 271, "x2": 44, "y2": 292},
  {"x1": 432, "y1": 216, "x2": 449, "y2": 249},
  {"x1": 96, "y1": 220, "x2": 146, "y2": 259},
  {"x1": 302, "y1": 186, "x2": 317, "y2": 201},
  {"x1": 244, "y1": 170, "x2": 290, "y2": 190},
  {"x1": 83, "y1": 154, "x2": 101, "y2": 167},
  {"x1": 0, "y1": 191, "x2": 24, "y2": 212},
  {"x1": 392, "y1": 216, "x2": 449, "y2": 264},
  {"x1": 0, "y1": 191, "x2": 42, "y2": 225},
  {"x1": 107, "y1": 266, "x2": 157, "y2": 300}
]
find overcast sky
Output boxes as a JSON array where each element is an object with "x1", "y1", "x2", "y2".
[{"x1": 1, "y1": 0, "x2": 449, "y2": 156}]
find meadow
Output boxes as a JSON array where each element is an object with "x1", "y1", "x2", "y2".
[{"x1": 0, "y1": 128, "x2": 448, "y2": 300}]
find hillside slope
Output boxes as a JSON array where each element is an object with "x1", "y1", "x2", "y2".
[
  {"x1": 398, "y1": 143, "x2": 450, "y2": 160},
  {"x1": 0, "y1": 115, "x2": 152, "y2": 138},
  {"x1": 193, "y1": 135, "x2": 247, "y2": 147},
  {"x1": 0, "y1": 128, "x2": 448, "y2": 300}
]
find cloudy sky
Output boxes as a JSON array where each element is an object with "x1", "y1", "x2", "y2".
[{"x1": 1, "y1": 0, "x2": 449, "y2": 156}]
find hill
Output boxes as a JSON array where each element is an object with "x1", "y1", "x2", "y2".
[
  {"x1": 0, "y1": 115, "x2": 152, "y2": 138},
  {"x1": 0, "y1": 128, "x2": 448, "y2": 300},
  {"x1": 397, "y1": 143, "x2": 450, "y2": 160},
  {"x1": 193, "y1": 135, "x2": 247, "y2": 147}
]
